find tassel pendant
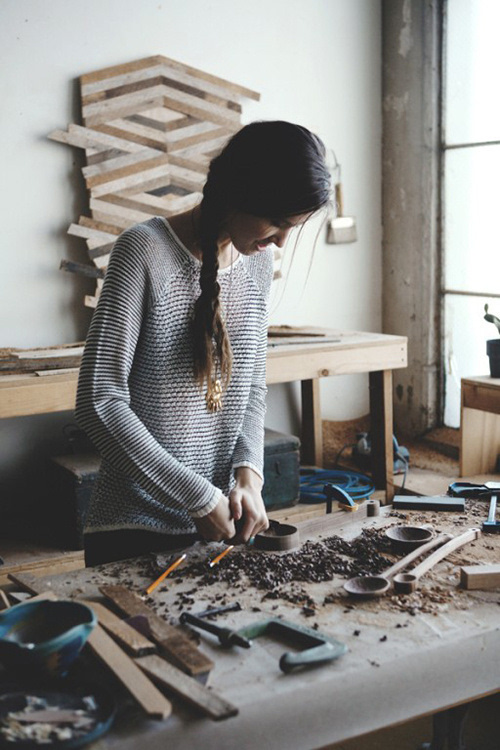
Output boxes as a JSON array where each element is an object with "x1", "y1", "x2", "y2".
[{"x1": 205, "y1": 378, "x2": 223, "y2": 413}]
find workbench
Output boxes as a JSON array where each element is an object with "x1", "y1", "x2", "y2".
[
  {"x1": 0, "y1": 330, "x2": 407, "y2": 501},
  {"x1": 6, "y1": 500, "x2": 498, "y2": 750}
]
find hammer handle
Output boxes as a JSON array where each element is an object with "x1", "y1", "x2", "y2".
[{"x1": 488, "y1": 495, "x2": 497, "y2": 523}]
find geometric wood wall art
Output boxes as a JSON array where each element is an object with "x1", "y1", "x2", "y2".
[{"x1": 49, "y1": 55, "x2": 260, "y2": 308}]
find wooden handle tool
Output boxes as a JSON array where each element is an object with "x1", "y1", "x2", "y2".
[{"x1": 393, "y1": 528, "x2": 481, "y2": 593}]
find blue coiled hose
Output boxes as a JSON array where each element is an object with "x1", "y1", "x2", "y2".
[{"x1": 299, "y1": 467, "x2": 375, "y2": 504}]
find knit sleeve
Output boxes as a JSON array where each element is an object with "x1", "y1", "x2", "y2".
[
  {"x1": 231, "y1": 250, "x2": 274, "y2": 479},
  {"x1": 75, "y1": 226, "x2": 221, "y2": 518}
]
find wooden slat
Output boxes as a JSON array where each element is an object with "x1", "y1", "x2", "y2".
[
  {"x1": 100, "y1": 584, "x2": 214, "y2": 677},
  {"x1": 68, "y1": 223, "x2": 118, "y2": 243},
  {"x1": 136, "y1": 654, "x2": 238, "y2": 721},
  {"x1": 90, "y1": 163, "x2": 171, "y2": 198},
  {"x1": 0, "y1": 372, "x2": 79, "y2": 418},
  {"x1": 88, "y1": 625, "x2": 172, "y2": 719},
  {"x1": 80, "y1": 599, "x2": 157, "y2": 657},
  {"x1": 101, "y1": 118, "x2": 167, "y2": 150},
  {"x1": 79, "y1": 215, "x2": 122, "y2": 235},
  {"x1": 80, "y1": 54, "x2": 260, "y2": 101},
  {"x1": 50, "y1": 124, "x2": 146, "y2": 153},
  {"x1": 90, "y1": 197, "x2": 154, "y2": 225},
  {"x1": 84, "y1": 152, "x2": 168, "y2": 187}
]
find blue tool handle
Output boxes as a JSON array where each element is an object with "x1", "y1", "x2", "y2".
[
  {"x1": 488, "y1": 495, "x2": 498, "y2": 523},
  {"x1": 279, "y1": 642, "x2": 346, "y2": 674},
  {"x1": 323, "y1": 483, "x2": 355, "y2": 511}
]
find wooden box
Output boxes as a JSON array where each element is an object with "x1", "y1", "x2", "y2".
[{"x1": 47, "y1": 453, "x2": 100, "y2": 549}]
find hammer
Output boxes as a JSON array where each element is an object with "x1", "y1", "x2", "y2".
[{"x1": 482, "y1": 495, "x2": 500, "y2": 533}]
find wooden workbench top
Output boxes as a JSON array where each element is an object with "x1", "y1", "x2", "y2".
[{"x1": 5, "y1": 500, "x2": 499, "y2": 750}]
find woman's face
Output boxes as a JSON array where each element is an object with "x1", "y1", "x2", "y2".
[{"x1": 221, "y1": 210, "x2": 313, "y2": 256}]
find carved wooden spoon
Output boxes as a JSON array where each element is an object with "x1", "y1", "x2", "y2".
[
  {"x1": 393, "y1": 527, "x2": 481, "y2": 594},
  {"x1": 344, "y1": 533, "x2": 452, "y2": 598}
]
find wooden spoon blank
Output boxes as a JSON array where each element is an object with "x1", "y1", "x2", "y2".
[
  {"x1": 393, "y1": 528, "x2": 481, "y2": 593},
  {"x1": 343, "y1": 533, "x2": 452, "y2": 598}
]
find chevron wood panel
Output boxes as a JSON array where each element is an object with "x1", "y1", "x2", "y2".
[{"x1": 50, "y1": 55, "x2": 260, "y2": 308}]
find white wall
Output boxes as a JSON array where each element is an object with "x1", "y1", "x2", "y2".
[{"x1": 0, "y1": 0, "x2": 381, "y2": 519}]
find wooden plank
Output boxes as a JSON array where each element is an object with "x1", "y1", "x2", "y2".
[
  {"x1": 84, "y1": 152, "x2": 168, "y2": 188},
  {"x1": 107, "y1": 192, "x2": 200, "y2": 217},
  {"x1": 89, "y1": 163, "x2": 171, "y2": 198},
  {"x1": 79, "y1": 215, "x2": 122, "y2": 236},
  {"x1": 68, "y1": 223, "x2": 117, "y2": 243},
  {"x1": 460, "y1": 564, "x2": 500, "y2": 590},
  {"x1": 136, "y1": 654, "x2": 238, "y2": 721},
  {"x1": 82, "y1": 63, "x2": 249, "y2": 109},
  {"x1": 100, "y1": 585, "x2": 213, "y2": 677},
  {"x1": 173, "y1": 133, "x2": 230, "y2": 158},
  {"x1": 0, "y1": 372, "x2": 79, "y2": 418},
  {"x1": 82, "y1": 148, "x2": 161, "y2": 179},
  {"x1": 169, "y1": 153, "x2": 209, "y2": 175},
  {"x1": 88, "y1": 624, "x2": 172, "y2": 719},
  {"x1": 102, "y1": 118, "x2": 167, "y2": 150},
  {"x1": 49, "y1": 124, "x2": 145, "y2": 153},
  {"x1": 80, "y1": 54, "x2": 260, "y2": 101},
  {"x1": 90, "y1": 197, "x2": 154, "y2": 225},
  {"x1": 83, "y1": 83, "x2": 241, "y2": 131},
  {"x1": 80, "y1": 599, "x2": 157, "y2": 657},
  {"x1": 84, "y1": 94, "x2": 166, "y2": 128}
]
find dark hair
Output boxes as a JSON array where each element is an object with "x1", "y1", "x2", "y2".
[{"x1": 192, "y1": 121, "x2": 331, "y2": 401}]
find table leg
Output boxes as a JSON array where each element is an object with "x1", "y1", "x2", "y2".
[
  {"x1": 369, "y1": 370, "x2": 394, "y2": 503},
  {"x1": 301, "y1": 378, "x2": 323, "y2": 467},
  {"x1": 420, "y1": 703, "x2": 469, "y2": 750}
]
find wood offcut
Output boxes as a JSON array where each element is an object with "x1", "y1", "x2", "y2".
[{"x1": 100, "y1": 584, "x2": 214, "y2": 676}]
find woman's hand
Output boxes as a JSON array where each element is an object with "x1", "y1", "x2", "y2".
[
  {"x1": 193, "y1": 494, "x2": 236, "y2": 542},
  {"x1": 229, "y1": 467, "x2": 269, "y2": 544}
]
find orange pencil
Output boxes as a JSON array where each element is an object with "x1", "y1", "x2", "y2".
[
  {"x1": 208, "y1": 545, "x2": 234, "y2": 567},
  {"x1": 145, "y1": 553, "x2": 187, "y2": 595}
]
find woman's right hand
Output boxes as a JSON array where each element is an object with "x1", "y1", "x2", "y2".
[{"x1": 193, "y1": 494, "x2": 236, "y2": 542}]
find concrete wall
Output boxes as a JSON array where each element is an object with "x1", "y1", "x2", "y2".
[{"x1": 0, "y1": 0, "x2": 382, "y2": 527}]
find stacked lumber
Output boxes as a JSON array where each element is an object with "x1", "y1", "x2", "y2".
[
  {"x1": 0, "y1": 342, "x2": 84, "y2": 375},
  {"x1": 49, "y1": 55, "x2": 260, "y2": 308}
]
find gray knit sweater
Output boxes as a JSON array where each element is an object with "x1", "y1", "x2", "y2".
[{"x1": 76, "y1": 217, "x2": 273, "y2": 535}]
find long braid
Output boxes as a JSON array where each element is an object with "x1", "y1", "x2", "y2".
[{"x1": 192, "y1": 188, "x2": 233, "y2": 405}]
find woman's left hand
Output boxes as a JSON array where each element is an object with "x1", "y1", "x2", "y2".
[{"x1": 229, "y1": 467, "x2": 269, "y2": 544}]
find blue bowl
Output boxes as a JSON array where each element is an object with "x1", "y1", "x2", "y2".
[{"x1": 0, "y1": 600, "x2": 96, "y2": 678}]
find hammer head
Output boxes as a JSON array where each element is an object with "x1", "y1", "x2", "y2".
[{"x1": 482, "y1": 520, "x2": 500, "y2": 533}]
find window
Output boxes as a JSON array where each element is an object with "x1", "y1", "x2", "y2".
[{"x1": 442, "y1": 0, "x2": 500, "y2": 426}]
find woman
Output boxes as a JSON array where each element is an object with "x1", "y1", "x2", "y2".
[{"x1": 76, "y1": 120, "x2": 331, "y2": 566}]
